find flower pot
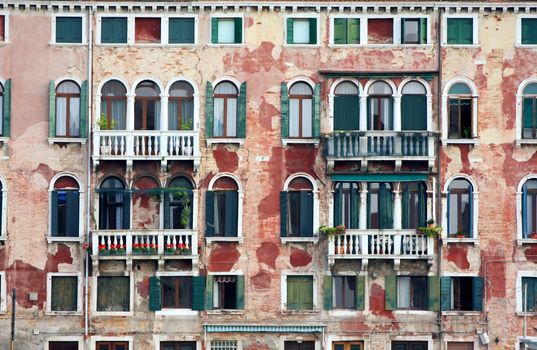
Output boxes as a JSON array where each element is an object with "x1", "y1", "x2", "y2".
[{"x1": 427, "y1": 223, "x2": 435, "y2": 229}]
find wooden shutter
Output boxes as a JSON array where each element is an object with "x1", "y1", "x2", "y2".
[
  {"x1": 333, "y1": 186, "x2": 342, "y2": 226},
  {"x1": 300, "y1": 191, "x2": 314, "y2": 237},
  {"x1": 148, "y1": 276, "x2": 161, "y2": 311},
  {"x1": 286, "y1": 276, "x2": 300, "y2": 310},
  {"x1": 122, "y1": 192, "x2": 130, "y2": 230},
  {"x1": 350, "y1": 184, "x2": 359, "y2": 229},
  {"x1": 323, "y1": 275, "x2": 332, "y2": 310},
  {"x1": 49, "y1": 80, "x2": 56, "y2": 138},
  {"x1": 446, "y1": 18, "x2": 457, "y2": 44},
  {"x1": 333, "y1": 18, "x2": 347, "y2": 44},
  {"x1": 286, "y1": 18, "x2": 294, "y2": 44},
  {"x1": 523, "y1": 97, "x2": 534, "y2": 132},
  {"x1": 420, "y1": 18, "x2": 427, "y2": 44},
  {"x1": 66, "y1": 191, "x2": 79, "y2": 237},
  {"x1": 2, "y1": 79, "x2": 10, "y2": 137},
  {"x1": 281, "y1": 83, "x2": 289, "y2": 138},
  {"x1": 379, "y1": 183, "x2": 393, "y2": 229},
  {"x1": 384, "y1": 275, "x2": 397, "y2": 310},
  {"x1": 309, "y1": 18, "x2": 317, "y2": 44},
  {"x1": 205, "y1": 276, "x2": 214, "y2": 310},
  {"x1": 102, "y1": 18, "x2": 127, "y2": 44},
  {"x1": 205, "y1": 82, "x2": 214, "y2": 138},
  {"x1": 280, "y1": 191, "x2": 288, "y2": 237},
  {"x1": 191, "y1": 276, "x2": 206, "y2": 311},
  {"x1": 224, "y1": 191, "x2": 238, "y2": 237},
  {"x1": 348, "y1": 18, "x2": 360, "y2": 44},
  {"x1": 299, "y1": 276, "x2": 314, "y2": 310},
  {"x1": 169, "y1": 18, "x2": 195, "y2": 44},
  {"x1": 440, "y1": 277, "x2": 451, "y2": 311},
  {"x1": 51, "y1": 191, "x2": 59, "y2": 236},
  {"x1": 234, "y1": 18, "x2": 242, "y2": 44},
  {"x1": 522, "y1": 19, "x2": 537, "y2": 45},
  {"x1": 472, "y1": 277, "x2": 484, "y2": 311},
  {"x1": 211, "y1": 18, "x2": 218, "y2": 44},
  {"x1": 79, "y1": 80, "x2": 87, "y2": 138},
  {"x1": 523, "y1": 184, "x2": 528, "y2": 237},
  {"x1": 237, "y1": 82, "x2": 247, "y2": 138},
  {"x1": 51, "y1": 276, "x2": 77, "y2": 311},
  {"x1": 355, "y1": 275, "x2": 365, "y2": 310},
  {"x1": 205, "y1": 191, "x2": 215, "y2": 237},
  {"x1": 401, "y1": 95, "x2": 427, "y2": 131},
  {"x1": 461, "y1": 18, "x2": 473, "y2": 44},
  {"x1": 313, "y1": 83, "x2": 321, "y2": 138},
  {"x1": 418, "y1": 183, "x2": 427, "y2": 227},
  {"x1": 163, "y1": 192, "x2": 171, "y2": 229},
  {"x1": 428, "y1": 276, "x2": 440, "y2": 311},
  {"x1": 334, "y1": 95, "x2": 360, "y2": 131},
  {"x1": 236, "y1": 275, "x2": 245, "y2": 309},
  {"x1": 402, "y1": 187, "x2": 409, "y2": 229}
]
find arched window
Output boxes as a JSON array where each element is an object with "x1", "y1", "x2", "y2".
[
  {"x1": 100, "y1": 80, "x2": 126, "y2": 130},
  {"x1": 213, "y1": 81, "x2": 238, "y2": 137},
  {"x1": 289, "y1": 82, "x2": 313, "y2": 138},
  {"x1": 99, "y1": 177, "x2": 129, "y2": 230},
  {"x1": 333, "y1": 182, "x2": 359, "y2": 229},
  {"x1": 165, "y1": 176, "x2": 194, "y2": 229},
  {"x1": 135, "y1": 80, "x2": 160, "y2": 131},
  {"x1": 367, "y1": 81, "x2": 393, "y2": 130},
  {"x1": 448, "y1": 83, "x2": 473, "y2": 139},
  {"x1": 206, "y1": 176, "x2": 239, "y2": 237},
  {"x1": 401, "y1": 81, "x2": 427, "y2": 131},
  {"x1": 367, "y1": 183, "x2": 393, "y2": 229},
  {"x1": 51, "y1": 176, "x2": 80, "y2": 237},
  {"x1": 522, "y1": 179, "x2": 537, "y2": 238},
  {"x1": 56, "y1": 80, "x2": 80, "y2": 137},
  {"x1": 281, "y1": 176, "x2": 314, "y2": 237},
  {"x1": 333, "y1": 81, "x2": 360, "y2": 131},
  {"x1": 402, "y1": 182, "x2": 427, "y2": 229},
  {"x1": 447, "y1": 178, "x2": 473, "y2": 237},
  {"x1": 169, "y1": 81, "x2": 194, "y2": 130},
  {"x1": 522, "y1": 83, "x2": 537, "y2": 139}
]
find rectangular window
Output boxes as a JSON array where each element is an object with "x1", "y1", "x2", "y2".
[
  {"x1": 333, "y1": 342, "x2": 363, "y2": 350},
  {"x1": 97, "y1": 276, "x2": 130, "y2": 312},
  {"x1": 287, "y1": 18, "x2": 317, "y2": 45},
  {"x1": 451, "y1": 277, "x2": 474, "y2": 311},
  {"x1": 287, "y1": 191, "x2": 313, "y2": 237},
  {"x1": 212, "y1": 18, "x2": 242, "y2": 44},
  {"x1": 333, "y1": 18, "x2": 360, "y2": 45},
  {"x1": 401, "y1": 18, "x2": 427, "y2": 44},
  {"x1": 447, "y1": 343, "x2": 473, "y2": 350},
  {"x1": 287, "y1": 275, "x2": 314, "y2": 310},
  {"x1": 333, "y1": 276, "x2": 356, "y2": 309},
  {"x1": 0, "y1": 15, "x2": 4, "y2": 42},
  {"x1": 391, "y1": 342, "x2": 427, "y2": 350},
  {"x1": 49, "y1": 342, "x2": 79, "y2": 350},
  {"x1": 169, "y1": 18, "x2": 195, "y2": 44},
  {"x1": 448, "y1": 97, "x2": 472, "y2": 138},
  {"x1": 334, "y1": 183, "x2": 359, "y2": 229},
  {"x1": 53, "y1": 190, "x2": 79, "y2": 237},
  {"x1": 448, "y1": 188, "x2": 471, "y2": 236},
  {"x1": 396, "y1": 276, "x2": 427, "y2": 310},
  {"x1": 135, "y1": 18, "x2": 161, "y2": 43},
  {"x1": 211, "y1": 341, "x2": 237, "y2": 350},
  {"x1": 368, "y1": 18, "x2": 393, "y2": 44},
  {"x1": 101, "y1": 17, "x2": 128, "y2": 44},
  {"x1": 447, "y1": 18, "x2": 474, "y2": 45},
  {"x1": 161, "y1": 276, "x2": 192, "y2": 309},
  {"x1": 96, "y1": 342, "x2": 129, "y2": 350},
  {"x1": 285, "y1": 342, "x2": 315, "y2": 350},
  {"x1": 213, "y1": 275, "x2": 237, "y2": 309},
  {"x1": 522, "y1": 18, "x2": 537, "y2": 45},
  {"x1": 161, "y1": 342, "x2": 196, "y2": 350},
  {"x1": 55, "y1": 17, "x2": 83, "y2": 44},
  {"x1": 522, "y1": 277, "x2": 537, "y2": 312},
  {"x1": 51, "y1": 275, "x2": 78, "y2": 312},
  {"x1": 213, "y1": 191, "x2": 238, "y2": 237}
]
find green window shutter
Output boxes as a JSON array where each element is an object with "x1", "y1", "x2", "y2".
[
  {"x1": 309, "y1": 18, "x2": 317, "y2": 44},
  {"x1": 287, "y1": 18, "x2": 294, "y2": 44},
  {"x1": 523, "y1": 277, "x2": 536, "y2": 312},
  {"x1": 234, "y1": 18, "x2": 243, "y2": 44},
  {"x1": 148, "y1": 276, "x2": 161, "y2": 311},
  {"x1": 122, "y1": 192, "x2": 130, "y2": 229},
  {"x1": 3, "y1": 79, "x2": 11, "y2": 137},
  {"x1": 169, "y1": 18, "x2": 195, "y2": 44},
  {"x1": 400, "y1": 19, "x2": 406, "y2": 43},
  {"x1": 205, "y1": 191, "x2": 215, "y2": 237},
  {"x1": 192, "y1": 276, "x2": 206, "y2": 311},
  {"x1": 384, "y1": 275, "x2": 397, "y2": 310},
  {"x1": 79, "y1": 80, "x2": 87, "y2": 138},
  {"x1": 440, "y1": 277, "x2": 451, "y2": 311},
  {"x1": 446, "y1": 18, "x2": 457, "y2": 44},
  {"x1": 299, "y1": 277, "x2": 314, "y2": 310},
  {"x1": 522, "y1": 19, "x2": 537, "y2": 45},
  {"x1": 333, "y1": 187, "x2": 342, "y2": 226},
  {"x1": 334, "y1": 18, "x2": 347, "y2": 44},
  {"x1": 281, "y1": 83, "x2": 289, "y2": 138},
  {"x1": 51, "y1": 191, "x2": 59, "y2": 236},
  {"x1": 350, "y1": 185, "x2": 359, "y2": 229},
  {"x1": 472, "y1": 277, "x2": 484, "y2": 311},
  {"x1": 379, "y1": 183, "x2": 393, "y2": 229},
  {"x1": 280, "y1": 191, "x2": 288, "y2": 237},
  {"x1": 420, "y1": 18, "x2": 427, "y2": 44},
  {"x1": 334, "y1": 95, "x2": 360, "y2": 131},
  {"x1": 355, "y1": 275, "x2": 365, "y2": 310},
  {"x1": 402, "y1": 187, "x2": 409, "y2": 229},
  {"x1": 224, "y1": 191, "x2": 238, "y2": 237},
  {"x1": 55, "y1": 18, "x2": 68, "y2": 43},
  {"x1": 205, "y1": 276, "x2": 214, "y2": 310},
  {"x1": 428, "y1": 276, "x2": 440, "y2": 311},
  {"x1": 418, "y1": 184, "x2": 427, "y2": 227},
  {"x1": 49, "y1": 80, "x2": 56, "y2": 138},
  {"x1": 461, "y1": 19, "x2": 474, "y2": 45},
  {"x1": 287, "y1": 277, "x2": 299, "y2": 310},
  {"x1": 101, "y1": 18, "x2": 127, "y2": 44},
  {"x1": 211, "y1": 18, "x2": 219, "y2": 44},
  {"x1": 348, "y1": 18, "x2": 360, "y2": 44},
  {"x1": 300, "y1": 192, "x2": 314, "y2": 237},
  {"x1": 205, "y1": 82, "x2": 214, "y2": 138},
  {"x1": 237, "y1": 82, "x2": 247, "y2": 138},
  {"x1": 163, "y1": 192, "x2": 171, "y2": 229},
  {"x1": 323, "y1": 275, "x2": 332, "y2": 310},
  {"x1": 401, "y1": 95, "x2": 427, "y2": 130},
  {"x1": 66, "y1": 191, "x2": 79, "y2": 237},
  {"x1": 523, "y1": 97, "x2": 534, "y2": 131},
  {"x1": 313, "y1": 83, "x2": 321, "y2": 138},
  {"x1": 56, "y1": 17, "x2": 82, "y2": 43},
  {"x1": 236, "y1": 275, "x2": 245, "y2": 309}
]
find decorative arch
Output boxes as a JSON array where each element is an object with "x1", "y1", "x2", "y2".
[
  {"x1": 98, "y1": 175, "x2": 128, "y2": 189},
  {"x1": 96, "y1": 77, "x2": 131, "y2": 96},
  {"x1": 208, "y1": 172, "x2": 243, "y2": 192},
  {"x1": 167, "y1": 173, "x2": 196, "y2": 189},
  {"x1": 49, "y1": 172, "x2": 84, "y2": 191},
  {"x1": 516, "y1": 77, "x2": 537, "y2": 145},
  {"x1": 441, "y1": 174, "x2": 479, "y2": 240},
  {"x1": 363, "y1": 79, "x2": 398, "y2": 97},
  {"x1": 165, "y1": 77, "x2": 199, "y2": 97},
  {"x1": 443, "y1": 173, "x2": 478, "y2": 193},
  {"x1": 54, "y1": 76, "x2": 83, "y2": 88},
  {"x1": 281, "y1": 172, "x2": 320, "y2": 238},
  {"x1": 165, "y1": 78, "x2": 200, "y2": 132},
  {"x1": 398, "y1": 78, "x2": 432, "y2": 96},
  {"x1": 287, "y1": 76, "x2": 316, "y2": 90},
  {"x1": 441, "y1": 77, "x2": 479, "y2": 142},
  {"x1": 132, "y1": 77, "x2": 165, "y2": 95},
  {"x1": 131, "y1": 174, "x2": 162, "y2": 190},
  {"x1": 283, "y1": 172, "x2": 319, "y2": 192},
  {"x1": 213, "y1": 76, "x2": 241, "y2": 91},
  {"x1": 442, "y1": 77, "x2": 478, "y2": 97}
]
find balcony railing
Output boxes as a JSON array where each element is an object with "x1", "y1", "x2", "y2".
[{"x1": 91, "y1": 229, "x2": 198, "y2": 259}]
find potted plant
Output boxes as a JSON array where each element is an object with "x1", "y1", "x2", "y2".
[
  {"x1": 336, "y1": 225, "x2": 346, "y2": 234},
  {"x1": 98, "y1": 244, "x2": 108, "y2": 255},
  {"x1": 164, "y1": 243, "x2": 176, "y2": 254},
  {"x1": 426, "y1": 219, "x2": 436, "y2": 229},
  {"x1": 177, "y1": 243, "x2": 191, "y2": 255},
  {"x1": 455, "y1": 231, "x2": 466, "y2": 239},
  {"x1": 132, "y1": 243, "x2": 143, "y2": 255},
  {"x1": 319, "y1": 225, "x2": 338, "y2": 237},
  {"x1": 418, "y1": 224, "x2": 443, "y2": 238},
  {"x1": 96, "y1": 114, "x2": 118, "y2": 155},
  {"x1": 197, "y1": 242, "x2": 202, "y2": 255}
]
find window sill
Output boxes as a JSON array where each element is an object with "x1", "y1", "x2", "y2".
[
  {"x1": 206, "y1": 43, "x2": 245, "y2": 47},
  {"x1": 283, "y1": 44, "x2": 321, "y2": 48},
  {"x1": 440, "y1": 44, "x2": 479, "y2": 48},
  {"x1": 282, "y1": 138, "x2": 320, "y2": 147},
  {"x1": 48, "y1": 137, "x2": 87, "y2": 145},
  {"x1": 156, "y1": 309, "x2": 198, "y2": 316},
  {"x1": 205, "y1": 309, "x2": 244, "y2": 315},
  {"x1": 441, "y1": 138, "x2": 479, "y2": 147},
  {"x1": 516, "y1": 139, "x2": 537, "y2": 147},
  {"x1": 394, "y1": 310, "x2": 435, "y2": 316},
  {"x1": 45, "y1": 311, "x2": 83, "y2": 316},
  {"x1": 49, "y1": 42, "x2": 87, "y2": 46},
  {"x1": 47, "y1": 237, "x2": 85, "y2": 244},
  {"x1": 442, "y1": 238, "x2": 479, "y2": 246},
  {"x1": 0, "y1": 137, "x2": 9, "y2": 144},
  {"x1": 516, "y1": 312, "x2": 537, "y2": 316},
  {"x1": 328, "y1": 309, "x2": 364, "y2": 317},
  {"x1": 441, "y1": 311, "x2": 481, "y2": 316},
  {"x1": 281, "y1": 237, "x2": 319, "y2": 244},
  {"x1": 281, "y1": 309, "x2": 319, "y2": 315},
  {"x1": 93, "y1": 311, "x2": 133, "y2": 317},
  {"x1": 206, "y1": 237, "x2": 244, "y2": 244},
  {"x1": 206, "y1": 138, "x2": 245, "y2": 146},
  {"x1": 0, "y1": 236, "x2": 6, "y2": 242},
  {"x1": 517, "y1": 238, "x2": 537, "y2": 246},
  {"x1": 515, "y1": 44, "x2": 537, "y2": 49}
]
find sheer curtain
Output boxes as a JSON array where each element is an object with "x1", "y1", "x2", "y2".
[
  {"x1": 69, "y1": 97, "x2": 80, "y2": 136},
  {"x1": 226, "y1": 98, "x2": 237, "y2": 137},
  {"x1": 168, "y1": 101, "x2": 179, "y2": 130},
  {"x1": 214, "y1": 98, "x2": 225, "y2": 136},
  {"x1": 56, "y1": 97, "x2": 67, "y2": 136},
  {"x1": 289, "y1": 99, "x2": 299, "y2": 137},
  {"x1": 302, "y1": 99, "x2": 312, "y2": 137},
  {"x1": 397, "y1": 277, "x2": 410, "y2": 308}
]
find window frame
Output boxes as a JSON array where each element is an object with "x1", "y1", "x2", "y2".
[
  {"x1": 99, "y1": 79, "x2": 128, "y2": 131},
  {"x1": 55, "y1": 80, "x2": 82, "y2": 138},
  {"x1": 442, "y1": 175, "x2": 479, "y2": 244},
  {"x1": 0, "y1": 12, "x2": 9, "y2": 43},
  {"x1": 390, "y1": 340, "x2": 431, "y2": 350},
  {"x1": 281, "y1": 272, "x2": 318, "y2": 312},
  {"x1": 284, "y1": 14, "x2": 320, "y2": 47},
  {"x1": 167, "y1": 16, "x2": 198, "y2": 45},
  {"x1": 0, "y1": 175, "x2": 7, "y2": 241},
  {"x1": 441, "y1": 14, "x2": 479, "y2": 47},
  {"x1": 92, "y1": 274, "x2": 134, "y2": 316},
  {"x1": 516, "y1": 78, "x2": 537, "y2": 146},
  {"x1": 441, "y1": 78, "x2": 479, "y2": 145},
  {"x1": 46, "y1": 272, "x2": 82, "y2": 315},
  {"x1": 90, "y1": 337, "x2": 133, "y2": 350},
  {"x1": 517, "y1": 175, "x2": 537, "y2": 243},
  {"x1": 155, "y1": 271, "x2": 198, "y2": 316},
  {"x1": 395, "y1": 276, "x2": 428, "y2": 311},
  {"x1": 45, "y1": 337, "x2": 84, "y2": 350},
  {"x1": 516, "y1": 271, "x2": 537, "y2": 314},
  {"x1": 328, "y1": 79, "x2": 362, "y2": 132},
  {"x1": 517, "y1": 15, "x2": 537, "y2": 47},
  {"x1": 134, "y1": 79, "x2": 161, "y2": 131},
  {"x1": 332, "y1": 275, "x2": 357, "y2": 310},
  {"x1": 288, "y1": 82, "x2": 314, "y2": 139},
  {"x1": 156, "y1": 339, "x2": 201, "y2": 350},
  {"x1": 329, "y1": 340, "x2": 363, "y2": 350},
  {"x1": 164, "y1": 78, "x2": 200, "y2": 133},
  {"x1": 0, "y1": 271, "x2": 6, "y2": 313},
  {"x1": 205, "y1": 271, "x2": 245, "y2": 313},
  {"x1": 209, "y1": 14, "x2": 245, "y2": 46},
  {"x1": 213, "y1": 81, "x2": 239, "y2": 138},
  {"x1": 48, "y1": 173, "x2": 84, "y2": 242},
  {"x1": 206, "y1": 173, "x2": 243, "y2": 243},
  {"x1": 51, "y1": 14, "x2": 87, "y2": 45},
  {"x1": 210, "y1": 340, "x2": 240, "y2": 350}
]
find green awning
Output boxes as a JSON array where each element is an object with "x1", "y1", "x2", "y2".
[
  {"x1": 331, "y1": 174, "x2": 429, "y2": 182},
  {"x1": 319, "y1": 70, "x2": 438, "y2": 81}
]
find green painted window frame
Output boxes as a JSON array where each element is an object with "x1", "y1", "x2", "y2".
[
  {"x1": 55, "y1": 16, "x2": 83, "y2": 44},
  {"x1": 50, "y1": 275, "x2": 78, "y2": 312},
  {"x1": 286, "y1": 275, "x2": 314, "y2": 310},
  {"x1": 211, "y1": 17, "x2": 243, "y2": 44},
  {"x1": 286, "y1": 17, "x2": 318, "y2": 45}
]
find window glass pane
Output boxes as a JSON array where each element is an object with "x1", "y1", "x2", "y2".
[
  {"x1": 213, "y1": 98, "x2": 225, "y2": 137},
  {"x1": 412, "y1": 277, "x2": 428, "y2": 309},
  {"x1": 335, "y1": 82, "x2": 359, "y2": 95},
  {"x1": 524, "y1": 83, "x2": 537, "y2": 95},
  {"x1": 161, "y1": 277, "x2": 177, "y2": 308},
  {"x1": 213, "y1": 275, "x2": 237, "y2": 309},
  {"x1": 226, "y1": 98, "x2": 237, "y2": 137},
  {"x1": 397, "y1": 277, "x2": 411, "y2": 308},
  {"x1": 402, "y1": 81, "x2": 426, "y2": 95},
  {"x1": 56, "y1": 97, "x2": 67, "y2": 136},
  {"x1": 302, "y1": 99, "x2": 312, "y2": 137},
  {"x1": 369, "y1": 81, "x2": 392, "y2": 95},
  {"x1": 215, "y1": 82, "x2": 237, "y2": 94},
  {"x1": 449, "y1": 83, "x2": 472, "y2": 95},
  {"x1": 289, "y1": 83, "x2": 313, "y2": 95},
  {"x1": 58, "y1": 81, "x2": 80, "y2": 94},
  {"x1": 403, "y1": 19, "x2": 419, "y2": 43},
  {"x1": 102, "y1": 81, "x2": 127, "y2": 96},
  {"x1": 293, "y1": 19, "x2": 310, "y2": 44},
  {"x1": 70, "y1": 97, "x2": 80, "y2": 136},
  {"x1": 289, "y1": 98, "x2": 300, "y2": 137},
  {"x1": 97, "y1": 276, "x2": 130, "y2": 312},
  {"x1": 136, "y1": 81, "x2": 160, "y2": 96},
  {"x1": 333, "y1": 276, "x2": 356, "y2": 309},
  {"x1": 380, "y1": 97, "x2": 392, "y2": 130},
  {"x1": 170, "y1": 82, "x2": 194, "y2": 97},
  {"x1": 218, "y1": 19, "x2": 235, "y2": 43}
]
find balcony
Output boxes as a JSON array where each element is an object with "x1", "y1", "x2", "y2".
[
  {"x1": 92, "y1": 130, "x2": 201, "y2": 171},
  {"x1": 328, "y1": 229, "x2": 434, "y2": 269},
  {"x1": 325, "y1": 131, "x2": 436, "y2": 171},
  {"x1": 91, "y1": 229, "x2": 199, "y2": 269}
]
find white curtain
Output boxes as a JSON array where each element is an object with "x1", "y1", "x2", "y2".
[
  {"x1": 218, "y1": 19, "x2": 235, "y2": 43},
  {"x1": 56, "y1": 97, "x2": 67, "y2": 136},
  {"x1": 397, "y1": 277, "x2": 411, "y2": 308},
  {"x1": 302, "y1": 99, "x2": 312, "y2": 137},
  {"x1": 381, "y1": 97, "x2": 392, "y2": 130},
  {"x1": 69, "y1": 97, "x2": 80, "y2": 136},
  {"x1": 293, "y1": 19, "x2": 310, "y2": 44},
  {"x1": 214, "y1": 98, "x2": 225, "y2": 136},
  {"x1": 168, "y1": 101, "x2": 179, "y2": 130},
  {"x1": 289, "y1": 98, "x2": 299, "y2": 137},
  {"x1": 227, "y1": 98, "x2": 237, "y2": 137}
]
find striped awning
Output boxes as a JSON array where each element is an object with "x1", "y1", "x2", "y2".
[{"x1": 204, "y1": 325, "x2": 324, "y2": 333}]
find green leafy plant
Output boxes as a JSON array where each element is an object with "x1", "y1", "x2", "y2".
[
  {"x1": 319, "y1": 225, "x2": 343, "y2": 237},
  {"x1": 179, "y1": 121, "x2": 192, "y2": 130},
  {"x1": 418, "y1": 225, "x2": 443, "y2": 237},
  {"x1": 96, "y1": 113, "x2": 118, "y2": 130}
]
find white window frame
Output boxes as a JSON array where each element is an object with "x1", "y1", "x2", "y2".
[
  {"x1": 284, "y1": 14, "x2": 321, "y2": 47},
  {"x1": 326, "y1": 337, "x2": 366, "y2": 350},
  {"x1": 46, "y1": 272, "x2": 83, "y2": 315},
  {"x1": 441, "y1": 77, "x2": 479, "y2": 146},
  {"x1": 516, "y1": 15, "x2": 537, "y2": 48},
  {"x1": 51, "y1": 13, "x2": 88, "y2": 45},
  {"x1": 283, "y1": 77, "x2": 320, "y2": 146},
  {"x1": 0, "y1": 271, "x2": 6, "y2": 313},
  {"x1": 516, "y1": 336, "x2": 537, "y2": 350},
  {"x1": 164, "y1": 14, "x2": 198, "y2": 46},
  {"x1": 90, "y1": 336, "x2": 133, "y2": 350},
  {"x1": 0, "y1": 174, "x2": 7, "y2": 241},
  {"x1": 96, "y1": 14, "x2": 131, "y2": 45},
  {"x1": 355, "y1": 15, "x2": 431, "y2": 47},
  {"x1": 516, "y1": 270, "x2": 537, "y2": 314},
  {"x1": 441, "y1": 272, "x2": 480, "y2": 315},
  {"x1": 164, "y1": 77, "x2": 200, "y2": 132},
  {"x1": 516, "y1": 175, "x2": 537, "y2": 244},
  {"x1": 209, "y1": 14, "x2": 245, "y2": 46},
  {"x1": 363, "y1": 79, "x2": 398, "y2": 131},
  {"x1": 328, "y1": 272, "x2": 369, "y2": 317},
  {"x1": 397, "y1": 78, "x2": 434, "y2": 132},
  {"x1": 155, "y1": 271, "x2": 198, "y2": 316},
  {"x1": 281, "y1": 272, "x2": 318, "y2": 313},
  {"x1": 45, "y1": 336, "x2": 84, "y2": 350},
  {"x1": 0, "y1": 12, "x2": 10, "y2": 43},
  {"x1": 210, "y1": 340, "x2": 241, "y2": 350},
  {"x1": 392, "y1": 275, "x2": 432, "y2": 314},
  {"x1": 206, "y1": 172, "x2": 244, "y2": 243},
  {"x1": 47, "y1": 172, "x2": 85, "y2": 242},
  {"x1": 328, "y1": 78, "x2": 363, "y2": 132},
  {"x1": 390, "y1": 336, "x2": 433, "y2": 350},
  {"x1": 280, "y1": 337, "x2": 321, "y2": 350},
  {"x1": 206, "y1": 271, "x2": 244, "y2": 314},
  {"x1": 441, "y1": 174, "x2": 479, "y2": 245},
  {"x1": 516, "y1": 77, "x2": 537, "y2": 146},
  {"x1": 442, "y1": 339, "x2": 479, "y2": 350},
  {"x1": 92, "y1": 274, "x2": 134, "y2": 316},
  {"x1": 162, "y1": 174, "x2": 199, "y2": 232},
  {"x1": 49, "y1": 76, "x2": 87, "y2": 144},
  {"x1": 441, "y1": 14, "x2": 479, "y2": 47},
  {"x1": 153, "y1": 337, "x2": 201, "y2": 350},
  {"x1": 329, "y1": 15, "x2": 363, "y2": 47}
]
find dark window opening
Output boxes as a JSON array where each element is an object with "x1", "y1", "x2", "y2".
[
  {"x1": 161, "y1": 276, "x2": 192, "y2": 309},
  {"x1": 397, "y1": 276, "x2": 427, "y2": 310},
  {"x1": 214, "y1": 275, "x2": 237, "y2": 309},
  {"x1": 333, "y1": 276, "x2": 356, "y2": 309},
  {"x1": 452, "y1": 277, "x2": 473, "y2": 311},
  {"x1": 368, "y1": 18, "x2": 393, "y2": 44},
  {"x1": 135, "y1": 18, "x2": 161, "y2": 43}
]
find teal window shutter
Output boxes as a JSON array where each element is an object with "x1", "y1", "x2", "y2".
[
  {"x1": 192, "y1": 276, "x2": 206, "y2": 311},
  {"x1": 350, "y1": 184, "x2": 359, "y2": 229},
  {"x1": 236, "y1": 275, "x2": 245, "y2": 309},
  {"x1": 472, "y1": 277, "x2": 484, "y2": 311},
  {"x1": 461, "y1": 18, "x2": 474, "y2": 45},
  {"x1": 323, "y1": 275, "x2": 332, "y2": 310},
  {"x1": 334, "y1": 95, "x2": 359, "y2": 130},
  {"x1": 211, "y1": 18, "x2": 219, "y2": 44},
  {"x1": 299, "y1": 192, "x2": 313, "y2": 237},
  {"x1": 66, "y1": 191, "x2": 80, "y2": 237},
  {"x1": 169, "y1": 18, "x2": 195, "y2": 44},
  {"x1": 56, "y1": 17, "x2": 82, "y2": 43},
  {"x1": 420, "y1": 18, "x2": 427, "y2": 44},
  {"x1": 234, "y1": 18, "x2": 243, "y2": 44},
  {"x1": 428, "y1": 276, "x2": 440, "y2": 311},
  {"x1": 348, "y1": 18, "x2": 360, "y2": 44},
  {"x1": 287, "y1": 19, "x2": 294, "y2": 44},
  {"x1": 205, "y1": 191, "x2": 215, "y2": 237},
  {"x1": 355, "y1": 275, "x2": 365, "y2": 310},
  {"x1": 440, "y1": 277, "x2": 451, "y2": 310},
  {"x1": 446, "y1": 18, "x2": 457, "y2": 44},
  {"x1": 205, "y1": 82, "x2": 214, "y2": 138},
  {"x1": 287, "y1": 276, "x2": 300, "y2": 310},
  {"x1": 281, "y1": 83, "x2": 289, "y2": 138},
  {"x1": 522, "y1": 277, "x2": 536, "y2": 312},
  {"x1": 333, "y1": 18, "x2": 347, "y2": 44},
  {"x1": 401, "y1": 95, "x2": 427, "y2": 130},
  {"x1": 333, "y1": 186, "x2": 342, "y2": 226},
  {"x1": 384, "y1": 275, "x2": 396, "y2": 310},
  {"x1": 163, "y1": 192, "x2": 171, "y2": 229},
  {"x1": 79, "y1": 80, "x2": 87, "y2": 138},
  {"x1": 205, "y1": 276, "x2": 214, "y2": 310},
  {"x1": 313, "y1": 83, "x2": 321, "y2": 138},
  {"x1": 148, "y1": 276, "x2": 161, "y2": 311},
  {"x1": 122, "y1": 192, "x2": 130, "y2": 229},
  {"x1": 280, "y1": 191, "x2": 288, "y2": 237},
  {"x1": 523, "y1": 183, "x2": 528, "y2": 237},
  {"x1": 101, "y1": 17, "x2": 127, "y2": 44},
  {"x1": 309, "y1": 18, "x2": 317, "y2": 44},
  {"x1": 49, "y1": 80, "x2": 56, "y2": 138},
  {"x1": 237, "y1": 82, "x2": 247, "y2": 138},
  {"x1": 2, "y1": 79, "x2": 11, "y2": 137},
  {"x1": 224, "y1": 191, "x2": 238, "y2": 237},
  {"x1": 379, "y1": 183, "x2": 393, "y2": 229},
  {"x1": 522, "y1": 19, "x2": 537, "y2": 45},
  {"x1": 51, "y1": 191, "x2": 59, "y2": 236}
]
